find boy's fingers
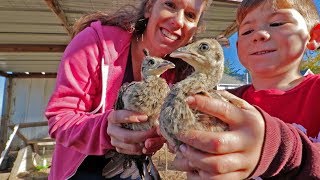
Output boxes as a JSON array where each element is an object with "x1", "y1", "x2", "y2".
[
  {"x1": 179, "y1": 145, "x2": 248, "y2": 174},
  {"x1": 108, "y1": 110, "x2": 148, "y2": 124},
  {"x1": 217, "y1": 90, "x2": 251, "y2": 109},
  {"x1": 172, "y1": 152, "x2": 195, "y2": 172},
  {"x1": 186, "y1": 94, "x2": 249, "y2": 126},
  {"x1": 177, "y1": 130, "x2": 246, "y2": 154}
]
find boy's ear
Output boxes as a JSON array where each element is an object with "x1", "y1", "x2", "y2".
[{"x1": 307, "y1": 23, "x2": 320, "y2": 50}]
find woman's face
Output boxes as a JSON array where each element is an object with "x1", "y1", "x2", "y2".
[{"x1": 143, "y1": 0, "x2": 207, "y2": 57}]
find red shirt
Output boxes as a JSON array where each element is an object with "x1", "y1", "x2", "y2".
[
  {"x1": 230, "y1": 74, "x2": 320, "y2": 179},
  {"x1": 242, "y1": 74, "x2": 320, "y2": 138}
]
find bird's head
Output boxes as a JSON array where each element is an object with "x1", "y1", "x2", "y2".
[
  {"x1": 169, "y1": 38, "x2": 224, "y2": 75},
  {"x1": 141, "y1": 49, "x2": 175, "y2": 78}
]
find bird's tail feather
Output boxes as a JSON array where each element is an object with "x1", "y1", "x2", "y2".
[
  {"x1": 137, "y1": 156, "x2": 161, "y2": 180},
  {"x1": 148, "y1": 156, "x2": 161, "y2": 180},
  {"x1": 103, "y1": 151, "x2": 161, "y2": 180},
  {"x1": 102, "y1": 151, "x2": 126, "y2": 178},
  {"x1": 120, "y1": 160, "x2": 140, "y2": 179}
]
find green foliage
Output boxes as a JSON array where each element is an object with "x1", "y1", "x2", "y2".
[
  {"x1": 224, "y1": 59, "x2": 242, "y2": 76},
  {"x1": 35, "y1": 164, "x2": 50, "y2": 170},
  {"x1": 301, "y1": 51, "x2": 320, "y2": 74}
]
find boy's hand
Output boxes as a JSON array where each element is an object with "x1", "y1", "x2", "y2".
[
  {"x1": 172, "y1": 92, "x2": 265, "y2": 179},
  {"x1": 107, "y1": 110, "x2": 164, "y2": 155}
]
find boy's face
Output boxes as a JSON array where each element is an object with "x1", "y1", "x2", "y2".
[{"x1": 237, "y1": 2, "x2": 310, "y2": 77}]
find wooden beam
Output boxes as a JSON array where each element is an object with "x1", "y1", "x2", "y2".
[
  {"x1": 2, "y1": 73, "x2": 57, "y2": 78},
  {"x1": 0, "y1": 71, "x2": 8, "y2": 77},
  {"x1": 13, "y1": 131, "x2": 28, "y2": 145},
  {"x1": 8, "y1": 121, "x2": 48, "y2": 129},
  {"x1": 223, "y1": 21, "x2": 238, "y2": 37},
  {"x1": 0, "y1": 79, "x2": 12, "y2": 154},
  {"x1": 0, "y1": 124, "x2": 19, "y2": 168},
  {"x1": 0, "y1": 44, "x2": 66, "y2": 52},
  {"x1": 44, "y1": 0, "x2": 72, "y2": 35}
]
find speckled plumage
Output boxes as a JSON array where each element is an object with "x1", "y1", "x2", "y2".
[
  {"x1": 159, "y1": 38, "x2": 229, "y2": 151},
  {"x1": 119, "y1": 75, "x2": 171, "y2": 131},
  {"x1": 103, "y1": 49, "x2": 175, "y2": 180}
]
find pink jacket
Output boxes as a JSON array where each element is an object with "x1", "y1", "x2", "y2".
[{"x1": 45, "y1": 21, "x2": 133, "y2": 179}]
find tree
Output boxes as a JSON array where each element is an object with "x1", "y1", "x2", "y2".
[
  {"x1": 301, "y1": 50, "x2": 320, "y2": 74},
  {"x1": 224, "y1": 59, "x2": 242, "y2": 76}
]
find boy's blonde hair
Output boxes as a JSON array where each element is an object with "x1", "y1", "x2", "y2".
[{"x1": 236, "y1": 0, "x2": 319, "y2": 31}]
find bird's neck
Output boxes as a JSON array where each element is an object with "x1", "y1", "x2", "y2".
[
  {"x1": 174, "y1": 73, "x2": 210, "y2": 95},
  {"x1": 185, "y1": 69, "x2": 222, "y2": 89},
  {"x1": 145, "y1": 75, "x2": 167, "y2": 84}
]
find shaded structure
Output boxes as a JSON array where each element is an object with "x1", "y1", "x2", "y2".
[{"x1": 0, "y1": 0, "x2": 243, "y2": 169}]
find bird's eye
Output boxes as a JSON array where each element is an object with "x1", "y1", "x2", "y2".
[
  {"x1": 148, "y1": 59, "x2": 155, "y2": 66},
  {"x1": 199, "y1": 43, "x2": 210, "y2": 51}
]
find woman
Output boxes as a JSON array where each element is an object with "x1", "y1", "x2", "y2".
[{"x1": 45, "y1": 0, "x2": 212, "y2": 179}]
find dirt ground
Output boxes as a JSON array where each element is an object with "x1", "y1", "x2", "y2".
[
  {"x1": 152, "y1": 145, "x2": 186, "y2": 180},
  {"x1": 1, "y1": 145, "x2": 185, "y2": 180}
]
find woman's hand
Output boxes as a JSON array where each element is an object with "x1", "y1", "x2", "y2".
[
  {"x1": 107, "y1": 110, "x2": 165, "y2": 155},
  {"x1": 172, "y1": 91, "x2": 265, "y2": 179},
  {"x1": 144, "y1": 133, "x2": 166, "y2": 154}
]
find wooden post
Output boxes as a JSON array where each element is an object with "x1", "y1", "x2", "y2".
[
  {"x1": 0, "y1": 77, "x2": 12, "y2": 153},
  {"x1": 0, "y1": 124, "x2": 19, "y2": 168}
]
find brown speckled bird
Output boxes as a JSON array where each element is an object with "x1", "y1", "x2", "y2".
[
  {"x1": 159, "y1": 38, "x2": 230, "y2": 151},
  {"x1": 102, "y1": 49, "x2": 175, "y2": 180}
]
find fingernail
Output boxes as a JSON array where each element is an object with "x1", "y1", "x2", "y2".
[
  {"x1": 145, "y1": 141, "x2": 151, "y2": 148},
  {"x1": 179, "y1": 144, "x2": 187, "y2": 153},
  {"x1": 137, "y1": 115, "x2": 148, "y2": 121},
  {"x1": 186, "y1": 96, "x2": 195, "y2": 104},
  {"x1": 142, "y1": 148, "x2": 147, "y2": 154}
]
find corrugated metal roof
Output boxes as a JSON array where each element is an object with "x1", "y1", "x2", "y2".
[{"x1": 0, "y1": 0, "x2": 241, "y2": 74}]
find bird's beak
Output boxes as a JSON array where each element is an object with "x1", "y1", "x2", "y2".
[
  {"x1": 170, "y1": 48, "x2": 202, "y2": 69},
  {"x1": 169, "y1": 47, "x2": 193, "y2": 60},
  {"x1": 158, "y1": 60, "x2": 175, "y2": 70},
  {"x1": 157, "y1": 60, "x2": 175, "y2": 73},
  {"x1": 150, "y1": 60, "x2": 175, "y2": 76}
]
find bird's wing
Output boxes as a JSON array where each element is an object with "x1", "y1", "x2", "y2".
[
  {"x1": 120, "y1": 161, "x2": 140, "y2": 179},
  {"x1": 102, "y1": 150, "x2": 126, "y2": 178},
  {"x1": 114, "y1": 82, "x2": 133, "y2": 110},
  {"x1": 159, "y1": 90, "x2": 195, "y2": 151}
]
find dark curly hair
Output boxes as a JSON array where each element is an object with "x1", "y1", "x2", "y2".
[{"x1": 72, "y1": 0, "x2": 212, "y2": 83}]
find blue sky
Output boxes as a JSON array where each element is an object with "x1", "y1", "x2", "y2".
[{"x1": 223, "y1": 1, "x2": 320, "y2": 74}]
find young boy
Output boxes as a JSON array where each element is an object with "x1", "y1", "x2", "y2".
[{"x1": 171, "y1": 0, "x2": 320, "y2": 179}]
